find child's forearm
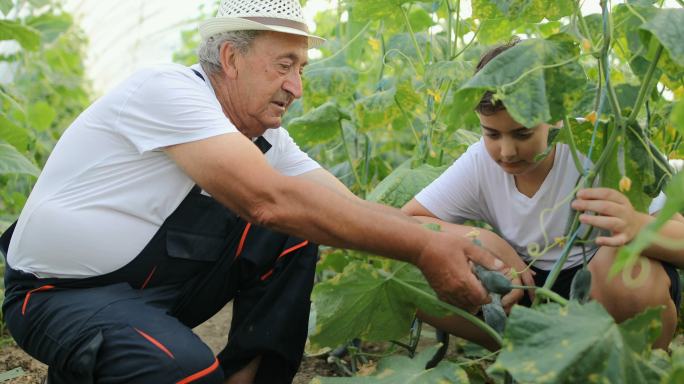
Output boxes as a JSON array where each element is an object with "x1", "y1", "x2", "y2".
[
  {"x1": 640, "y1": 212, "x2": 684, "y2": 268},
  {"x1": 412, "y1": 216, "x2": 526, "y2": 271}
]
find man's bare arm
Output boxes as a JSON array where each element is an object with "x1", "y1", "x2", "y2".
[
  {"x1": 165, "y1": 133, "x2": 501, "y2": 309},
  {"x1": 297, "y1": 168, "x2": 419, "y2": 223}
]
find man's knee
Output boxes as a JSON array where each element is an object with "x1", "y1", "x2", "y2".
[{"x1": 95, "y1": 325, "x2": 223, "y2": 384}]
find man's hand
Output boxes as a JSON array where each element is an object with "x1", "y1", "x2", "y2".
[
  {"x1": 571, "y1": 188, "x2": 649, "y2": 247},
  {"x1": 415, "y1": 232, "x2": 504, "y2": 311}
]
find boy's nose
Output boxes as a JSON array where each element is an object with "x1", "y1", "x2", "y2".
[{"x1": 500, "y1": 139, "x2": 517, "y2": 159}]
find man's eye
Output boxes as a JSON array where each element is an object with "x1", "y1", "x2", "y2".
[{"x1": 279, "y1": 63, "x2": 292, "y2": 71}]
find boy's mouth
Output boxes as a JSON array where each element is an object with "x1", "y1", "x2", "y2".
[{"x1": 499, "y1": 160, "x2": 525, "y2": 170}]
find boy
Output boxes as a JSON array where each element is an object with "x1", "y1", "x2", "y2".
[{"x1": 402, "y1": 39, "x2": 684, "y2": 350}]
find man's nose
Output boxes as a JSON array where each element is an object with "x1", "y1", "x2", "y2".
[{"x1": 283, "y1": 71, "x2": 303, "y2": 99}]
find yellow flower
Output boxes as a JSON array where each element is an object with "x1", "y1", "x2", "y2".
[
  {"x1": 426, "y1": 88, "x2": 442, "y2": 103},
  {"x1": 619, "y1": 176, "x2": 632, "y2": 192},
  {"x1": 368, "y1": 37, "x2": 381, "y2": 52},
  {"x1": 585, "y1": 111, "x2": 597, "y2": 125},
  {"x1": 554, "y1": 236, "x2": 566, "y2": 248},
  {"x1": 581, "y1": 39, "x2": 592, "y2": 53},
  {"x1": 465, "y1": 229, "x2": 480, "y2": 239}
]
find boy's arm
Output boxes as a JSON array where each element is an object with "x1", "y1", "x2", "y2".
[
  {"x1": 572, "y1": 188, "x2": 684, "y2": 268},
  {"x1": 403, "y1": 198, "x2": 536, "y2": 307}
]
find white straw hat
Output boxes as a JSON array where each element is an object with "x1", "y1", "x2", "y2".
[{"x1": 199, "y1": 0, "x2": 325, "y2": 48}]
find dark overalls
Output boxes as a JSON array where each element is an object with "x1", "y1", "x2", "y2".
[{"x1": 1, "y1": 142, "x2": 318, "y2": 383}]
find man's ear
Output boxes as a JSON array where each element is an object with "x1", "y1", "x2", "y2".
[{"x1": 219, "y1": 42, "x2": 239, "y2": 79}]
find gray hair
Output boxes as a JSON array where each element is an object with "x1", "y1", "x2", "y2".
[{"x1": 197, "y1": 30, "x2": 262, "y2": 75}]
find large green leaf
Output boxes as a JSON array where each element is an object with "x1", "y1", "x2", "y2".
[
  {"x1": 0, "y1": 20, "x2": 41, "y2": 51},
  {"x1": 0, "y1": 0, "x2": 12, "y2": 16},
  {"x1": 303, "y1": 66, "x2": 358, "y2": 108},
  {"x1": 366, "y1": 161, "x2": 446, "y2": 208},
  {"x1": 424, "y1": 60, "x2": 474, "y2": 90},
  {"x1": 309, "y1": 261, "x2": 444, "y2": 349},
  {"x1": 491, "y1": 302, "x2": 664, "y2": 383},
  {"x1": 312, "y1": 344, "x2": 470, "y2": 383},
  {"x1": 26, "y1": 12, "x2": 73, "y2": 44},
  {"x1": 0, "y1": 113, "x2": 31, "y2": 151},
  {"x1": 288, "y1": 102, "x2": 350, "y2": 146},
  {"x1": 0, "y1": 141, "x2": 40, "y2": 176},
  {"x1": 28, "y1": 101, "x2": 57, "y2": 132},
  {"x1": 458, "y1": 37, "x2": 587, "y2": 128},
  {"x1": 662, "y1": 346, "x2": 684, "y2": 383},
  {"x1": 354, "y1": 88, "x2": 402, "y2": 132},
  {"x1": 673, "y1": 99, "x2": 684, "y2": 137},
  {"x1": 473, "y1": 0, "x2": 573, "y2": 23},
  {"x1": 612, "y1": 170, "x2": 684, "y2": 277},
  {"x1": 348, "y1": 0, "x2": 435, "y2": 32},
  {"x1": 640, "y1": 8, "x2": 684, "y2": 67}
]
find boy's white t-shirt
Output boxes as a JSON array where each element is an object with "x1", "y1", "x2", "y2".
[
  {"x1": 415, "y1": 139, "x2": 665, "y2": 270},
  {"x1": 7, "y1": 63, "x2": 320, "y2": 278}
]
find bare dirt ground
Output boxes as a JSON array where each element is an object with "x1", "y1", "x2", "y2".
[{"x1": 0, "y1": 304, "x2": 335, "y2": 383}]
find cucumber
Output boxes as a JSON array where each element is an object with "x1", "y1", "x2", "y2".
[
  {"x1": 475, "y1": 265, "x2": 512, "y2": 295},
  {"x1": 482, "y1": 294, "x2": 507, "y2": 335},
  {"x1": 570, "y1": 268, "x2": 592, "y2": 303}
]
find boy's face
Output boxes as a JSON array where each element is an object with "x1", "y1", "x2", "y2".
[{"x1": 479, "y1": 109, "x2": 552, "y2": 177}]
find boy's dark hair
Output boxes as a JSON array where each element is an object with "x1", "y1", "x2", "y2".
[{"x1": 475, "y1": 37, "x2": 521, "y2": 116}]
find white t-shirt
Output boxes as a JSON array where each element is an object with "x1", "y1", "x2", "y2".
[
  {"x1": 7, "y1": 63, "x2": 320, "y2": 278},
  {"x1": 415, "y1": 139, "x2": 665, "y2": 270}
]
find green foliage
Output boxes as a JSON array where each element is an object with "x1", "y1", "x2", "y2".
[
  {"x1": 366, "y1": 161, "x2": 445, "y2": 207},
  {"x1": 312, "y1": 344, "x2": 470, "y2": 383},
  {"x1": 310, "y1": 261, "x2": 446, "y2": 350},
  {"x1": 0, "y1": 141, "x2": 40, "y2": 176},
  {"x1": 491, "y1": 303, "x2": 665, "y2": 383},
  {"x1": 458, "y1": 37, "x2": 587, "y2": 128},
  {"x1": 0, "y1": 0, "x2": 91, "y2": 345}
]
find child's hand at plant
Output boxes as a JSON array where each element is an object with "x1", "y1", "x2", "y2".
[
  {"x1": 571, "y1": 188, "x2": 649, "y2": 247},
  {"x1": 501, "y1": 273, "x2": 523, "y2": 313}
]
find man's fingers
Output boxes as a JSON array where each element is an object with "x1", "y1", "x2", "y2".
[
  {"x1": 465, "y1": 241, "x2": 504, "y2": 271},
  {"x1": 463, "y1": 271, "x2": 491, "y2": 306}
]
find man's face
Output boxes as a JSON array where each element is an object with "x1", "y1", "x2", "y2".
[
  {"x1": 479, "y1": 109, "x2": 552, "y2": 177},
  {"x1": 227, "y1": 31, "x2": 308, "y2": 137}
]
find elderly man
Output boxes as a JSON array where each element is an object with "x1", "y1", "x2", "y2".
[{"x1": 1, "y1": 0, "x2": 501, "y2": 383}]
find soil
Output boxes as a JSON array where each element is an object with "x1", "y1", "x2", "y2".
[{"x1": 0, "y1": 304, "x2": 336, "y2": 383}]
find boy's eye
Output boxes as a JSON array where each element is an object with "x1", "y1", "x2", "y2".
[
  {"x1": 514, "y1": 132, "x2": 533, "y2": 139},
  {"x1": 485, "y1": 132, "x2": 500, "y2": 138}
]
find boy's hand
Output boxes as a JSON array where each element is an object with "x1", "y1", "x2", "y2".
[
  {"x1": 501, "y1": 274, "x2": 523, "y2": 313},
  {"x1": 571, "y1": 188, "x2": 650, "y2": 246}
]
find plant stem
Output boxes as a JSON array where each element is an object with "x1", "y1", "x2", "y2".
[
  {"x1": 600, "y1": 0, "x2": 623, "y2": 128},
  {"x1": 446, "y1": 0, "x2": 453, "y2": 59},
  {"x1": 390, "y1": 277, "x2": 503, "y2": 346},
  {"x1": 564, "y1": 115, "x2": 584, "y2": 173},
  {"x1": 510, "y1": 285, "x2": 569, "y2": 305},
  {"x1": 628, "y1": 44, "x2": 663, "y2": 123},
  {"x1": 573, "y1": 0, "x2": 593, "y2": 42},
  {"x1": 537, "y1": 120, "x2": 621, "y2": 302},
  {"x1": 338, "y1": 120, "x2": 363, "y2": 192},
  {"x1": 400, "y1": 5, "x2": 426, "y2": 67},
  {"x1": 454, "y1": 0, "x2": 461, "y2": 56}
]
